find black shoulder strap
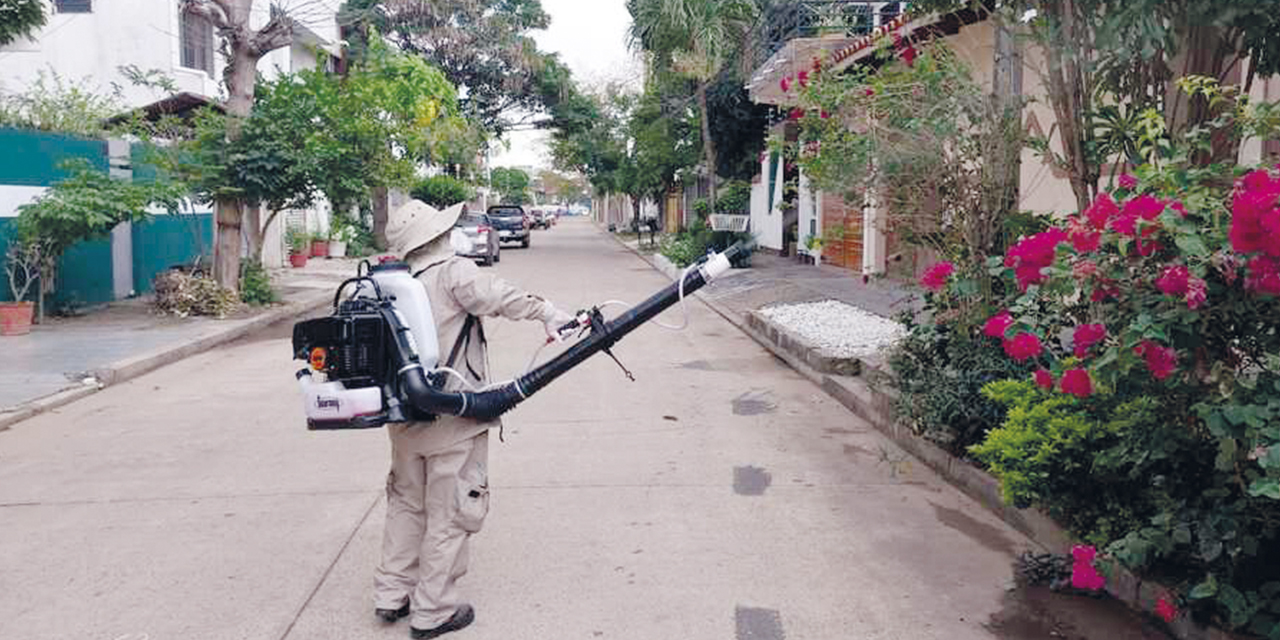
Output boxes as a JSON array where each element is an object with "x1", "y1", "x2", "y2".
[{"x1": 445, "y1": 315, "x2": 475, "y2": 369}]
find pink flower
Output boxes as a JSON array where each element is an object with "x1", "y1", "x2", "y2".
[
  {"x1": 984, "y1": 310, "x2": 1014, "y2": 339},
  {"x1": 1085, "y1": 193, "x2": 1119, "y2": 231},
  {"x1": 1005, "y1": 228, "x2": 1068, "y2": 291},
  {"x1": 1171, "y1": 201, "x2": 1189, "y2": 218},
  {"x1": 1155, "y1": 265, "x2": 1190, "y2": 296},
  {"x1": 1004, "y1": 332, "x2": 1043, "y2": 362},
  {"x1": 1230, "y1": 169, "x2": 1280, "y2": 256},
  {"x1": 1156, "y1": 595, "x2": 1178, "y2": 623},
  {"x1": 1061, "y1": 369, "x2": 1093, "y2": 397},
  {"x1": 788, "y1": 108, "x2": 805, "y2": 121},
  {"x1": 1034, "y1": 369, "x2": 1055, "y2": 390},
  {"x1": 1186, "y1": 276, "x2": 1207, "y2": 309},
  {"x1": 1070, "y1": 228, "x2": 1101, "y2": 253},
  {"x1": 1118, "y1": 173, "x2": 1138, "y2": 190},
  {"x1": 1135, "y1": 341, "x2": 1178, "y2": 380},
  {"x1": 900, "y1": 45, "x2": 917, "y2": 67},
  {"x1": 1072, "y1": 324, "x2": 1107, "y2": 358},
  {"x1": 1071, "y1": 545, "x2": 1106, "y2": 591},
  {"x1": 1091, "y1": 279, "x2": 1120, "y2": 302},
  {"x1": 920, "y1": 261, "x2": 955, "y2": 292},
  {"x1": 864, "y1": 87, "x2": 875, "y2": 97},
  {"x1": 1073, "y1": 259, "x2": 1098, "y2": 280},
  {"x1": 797, "y1": 70, "x2": 809, "y2": 88},
  {"x1": 1246, "y1": 255, "x2": 1280, "y2": 295},
  {"x1": 780, "y1": 76, "x2": 791, "y2": 92},
  {"x1": 819, "y1": 110, "x2": 830, "y2": 119},
  {"x1": 1112, "y1": 194, "x2": 1165, "y2": 236}
]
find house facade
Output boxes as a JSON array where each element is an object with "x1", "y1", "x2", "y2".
[{"x1": 0, "y1": 0, "x2": 343, "y2": 274}]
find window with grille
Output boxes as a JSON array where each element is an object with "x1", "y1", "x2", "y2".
[
  {"x1": 54, "y1": 0, "x2": 92, "y2": 13},
  {"x1": 180, "y1": 9, "x2": 215, "y2": 75}
]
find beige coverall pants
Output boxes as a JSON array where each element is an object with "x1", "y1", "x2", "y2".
[
  {"x1": 375, "y1": 426, "x2": 490, "y2": 629},
  {"x1": 373, "y1": 254, "x2": 556, "y2": 629}
]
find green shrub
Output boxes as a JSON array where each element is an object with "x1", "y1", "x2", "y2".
[
  {"x1": 691, "y1": 199, "x2": 710, "y2": 220},
  {"x1": 346, "y1": 224, "x2": 378, "y2": 257},
  {"x1": 658, "y1": 224, "x2": 711, "y2": 267},
  {"x1": 239, "y1": 260, "x2": 276, "y2": 306},
  {"x1": 969, "y1": 380, "x2": 1168, "y2": 545},
  {"x1": 716, "y1": 180, "x2": 752, "y2": 214},
  {"x1": 410, "y1": 175, "x2": 474, "y2": 208},
  {"x1": 887, "y1": 319, "x2": 1033, "y2": 454}
]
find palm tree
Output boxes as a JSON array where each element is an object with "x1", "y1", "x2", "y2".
[{"x1": 628, "y1": 0, "x2": 758, "y2": 207}]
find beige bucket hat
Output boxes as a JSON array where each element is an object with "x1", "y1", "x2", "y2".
[{"x1": 386, "y1": 200, "x2": 467, "y2": 259}]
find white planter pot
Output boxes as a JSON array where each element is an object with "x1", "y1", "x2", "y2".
[{"x1": 328, "y1": 241, "x2": 348, "y2": 258}]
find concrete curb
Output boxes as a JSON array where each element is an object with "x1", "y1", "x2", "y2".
[
  {"x1": 608, "y1": 230, "x2": 1239, "y2": 640},
  {"x1": 0, "y1": 291, "x2": 331, "y2": 432}
]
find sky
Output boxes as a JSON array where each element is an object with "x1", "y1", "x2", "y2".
[{"x1": 489, "y1": 0, "x2": 642, "y2": 172}]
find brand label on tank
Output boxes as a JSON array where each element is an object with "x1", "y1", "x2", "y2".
[{"x1": 316, "y1": 396, "x2": 340, "y2": 412}]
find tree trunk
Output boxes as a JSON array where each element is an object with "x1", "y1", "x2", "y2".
[
  {"x1": 696, "y1": 81, "x2": 718, "y2": 208},
  {"x1": 371, "y1": 187, "x2": 389, "y2": 250},
  {"x1": 204, "y1": 0, "x2": 294, "y2": 291}
]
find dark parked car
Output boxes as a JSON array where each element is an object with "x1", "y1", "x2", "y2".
[
  {"x1": 486, "y1": 205, "x2": 531, "y2": 248},
  {"x1": 453, "y1": 213, "x2": 500, "y2": 265}
]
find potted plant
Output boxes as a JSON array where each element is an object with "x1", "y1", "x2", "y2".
[
  {"x1": 328, "y1": 224, "x2": 356, "y2": 258},
  {"x1": 286, "y1": 228, "x2": 309, "y2": 268},
  {"x1": 803, "y1": 235, "x2": 823, "y2": 265},
  {"x1": 309, "y1": 230, "x2": 329, "y2": 258},
  {"x1": 2, "y1": 238, "x2": 45, "y2": 336}
]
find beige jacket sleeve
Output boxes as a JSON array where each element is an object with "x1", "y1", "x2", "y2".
[{"x1": 439, "y1": 258, "x2": 554, "y2": 322}]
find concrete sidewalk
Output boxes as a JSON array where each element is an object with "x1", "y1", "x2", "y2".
[{"x1": 0, "y1": 258, "x2": 357, "y2": 430}]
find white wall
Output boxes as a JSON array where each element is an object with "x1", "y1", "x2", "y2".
[
  {"x1": 748, "y1": 155, "x2": 784, "y2": 251},
  {"x1": 797, "y1": 170, "x2": 818, "y2": 256},
  {"x1": 0, "y1": 0, "x2": 339, "y2": 109}
]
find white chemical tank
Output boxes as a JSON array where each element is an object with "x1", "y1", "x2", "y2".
[{"x1": 366, "y1": 261, "x2": 440, "y2": 369}]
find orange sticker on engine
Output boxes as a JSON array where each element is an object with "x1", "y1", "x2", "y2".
[{"x1": 309, "y1": 347, "x2": 327, "y2": 370}]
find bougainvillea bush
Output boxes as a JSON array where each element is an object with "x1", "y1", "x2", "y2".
[{"x1": 965, "y1": 160, "x2": 1280, "y2": 634}]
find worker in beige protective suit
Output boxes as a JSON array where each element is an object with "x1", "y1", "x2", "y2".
[{"x1": 374, "y1": 200, "x2": 574, "y2": 639}]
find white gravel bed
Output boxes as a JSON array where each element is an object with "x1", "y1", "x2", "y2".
[{"x1": 758, "y1": 300, "x2": 905, "y2": 358}]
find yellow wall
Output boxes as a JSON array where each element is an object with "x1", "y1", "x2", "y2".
[{"x1": 942, "y1": 20, "x2": 1080, "y2": 218}]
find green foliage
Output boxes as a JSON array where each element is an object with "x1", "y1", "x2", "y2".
[
  {"x1": 285, "y1": 227, "x2": 309, "y2": 254},
  {"x1": 0, "y1": 0, "x2": 44, "y2": 46},
  {"x1": 155, "y1": 43, "x2": 461, "y2": 219},
  {"x1": 345, "y1": 223, "x2": 379, "y2": 258},
  {"x1": 16, "y1": 159, "x2": 185, "y2": 273},
  {"x1": 239, "y1": 260, "x2": 276, "y2": 306},
  {"x1": 888, "y1": 320, "x2": 1034, "y2": 453},
  {"x1": 794, "y1": 42, "x2": 1022, "y2": 273},
  {"x1": 490, "y1": 167, "x2": 531, "y2": 205},
  {"x1": 329, "y1": 224, "x2": 358, "y2": 244},
  {"x1": 692, "y1": 199, "x2": 711, "y2": 220},
  {"x1": 0, "y1": 70, "x2": 120, "y2": 137},
  {"x1": 659, "y1": 221, "x2": 714, "y2": 267},
  {"x1": 342, "y1": 0, "x2": 589, "y2": 136},
  {"x1": 715, "y1": 180, "x2": 751, "y2": 214},
  {"x1": 971, "y1": 381, "x2": 1157, "y2": 544},
  {"x1": 411, "y1": 175, "x2": 474, "y2": 208}
]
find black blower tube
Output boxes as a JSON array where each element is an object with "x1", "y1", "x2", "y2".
[{"x1": 392, "y1": 242, "x2": 749, "y2": 422}]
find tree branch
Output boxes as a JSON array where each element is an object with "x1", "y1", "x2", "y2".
[{"x1": 249, "y1": 14, "x2": 295, "y2": 57}]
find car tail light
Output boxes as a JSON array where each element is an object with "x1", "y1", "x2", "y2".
[{"x1": 477, "y1": 225, "x2": 491, "y2": 234}]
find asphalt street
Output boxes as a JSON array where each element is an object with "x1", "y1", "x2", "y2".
[{"x1": 0, "y1": 218, "x2": 1165, "y2": 640}]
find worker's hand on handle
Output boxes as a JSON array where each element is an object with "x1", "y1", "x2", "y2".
[{"x1": 541, "y1": 305, "x2": 579, "y2": 343}]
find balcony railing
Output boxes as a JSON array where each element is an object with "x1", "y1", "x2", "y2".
[{"x1": 749, "y1": 1, "x2": 908, "y2": 70}]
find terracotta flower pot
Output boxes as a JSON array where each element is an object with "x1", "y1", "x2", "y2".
[
  {"x1": 310, "y1": 239, "x2": 329, "y2": 258},
  {"x1": 0, "y1": 301, "x2": 35, "y2": 336},
  {"x1": 289, "y1": 252, "x2": 309, "y2": 268}
]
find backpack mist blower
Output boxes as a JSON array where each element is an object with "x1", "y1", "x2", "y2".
[{"x1": 290, "y1": 241, "x2": 751, "y2": 429}]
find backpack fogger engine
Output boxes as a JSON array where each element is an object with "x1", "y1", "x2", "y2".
[{"x1": 290, "y1": 242, "x2": 749, "y2": 429}]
